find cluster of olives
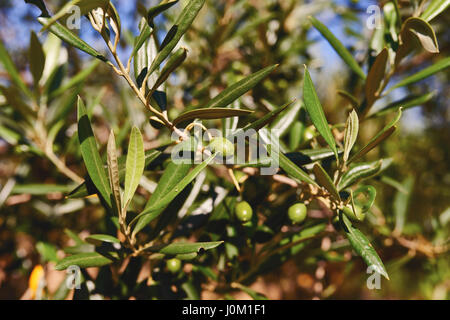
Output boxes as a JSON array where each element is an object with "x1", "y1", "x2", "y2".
[{"x1": 234, "y1": 201, "x2": 308, "y2": 224}]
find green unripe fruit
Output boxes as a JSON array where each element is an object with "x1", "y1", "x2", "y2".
[
  {"x1": 342, "y1": 204, "x2": 365, "y2": 222},
  {"x1": 289, "y1": 121, "x2": 304, "y2": 150},
  {"x1": 302, "y1": 126, "x2": 315, "y2": 142},
  {"x1": 208, "y1": 137, "x2": 234, "y2": 156},
  {"x1": 235, "y1": 201, "x2": 253, "y2": 222},
  {"x1": 288, "y1": 203, "x2": 307, "y2": 223},
  {"x1": 166, "y1": 258, "x2": 182, "y2": 273}
]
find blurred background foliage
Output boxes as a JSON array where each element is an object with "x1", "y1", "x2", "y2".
[{"x1": 0, "y1": 0, "x2": 448, "y2": 299}]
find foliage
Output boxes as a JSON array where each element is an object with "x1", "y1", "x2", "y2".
[{"x1": 0, "y1": 0, "x2": 448, "y2": 300}]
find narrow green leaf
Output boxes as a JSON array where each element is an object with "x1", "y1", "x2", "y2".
[
  {"x1": 132, "y1": 153, "x2": 216, "y2": 236},
  {"x1": 36, "y1": 242, "x2": 58, "y2": 263},
  {"x1": 11, "y1": 184, "x2": 73, "y2": 195},
  {"x1": 365, "y1": 48, "x2": 388, "y2": 108},
  {"x1": 309, "y1": 16, "x2": 366, "y2": 79},
  {"x1": 107, "y1": 2, "x2": 121, "y2": 38},
  {"x1": 348, "y1": 109, "x2": 402, "y2": 164},
  {"x1": 338, "y1": 160, "x2": 383, "y2": 190},
  {"x1": 55, "y1": 252, "x2": 116, "y2": 270},
  {"x1": 341, "y1": 214, "x2": 389, "y2": 280},
  {"x1": 131, "y1": 19, "x2": 152, "y2": 60},
  {"x1": 421, "y1": 0, "x2": 450, "y2": 22},
  {"x1": 313, "y1": 163, "x2": 340, "y2": 201},
  {"x1": 393, "y1": 175, "x2": 414, "y2": 235},
  {"x1": 229, "y1": 100, "x2": 294, "y2": 140},
  {"x1": 343, "y1": 109, "x2": 359, "y2": 163},
  {"x1": 107, "y1": 130, "x2": 121, "y2": 214},
  {"x1": 390, "y1": 57, "x2": 450, "y2": 90},
  {"x1": 67, "y1": 149, "x2": 161, "y2": 199},
  {"x1": 49, "y1": 60, "x2": 100, "y2": 98},
  {"x1": 148, "y1": 0, "x2": 205, "y2": 75},
  {"x1": 151, "y1": 47, "x2": 187, "y2": 92},
  {"x1": 303, "y1": 66, "x2": 338, "y2": 160},
  {"x1": 353, "y1": 185, "x2": 377, "y2": 212},
  {"x1": 173, "y1": 108, "x2": 253, "y2": 126},
  {"x1": 123, "y1": 127, "x2": 145, "y2": 208},
  {"x1": 145, "y1": 241, "x2": 223, "y2": 255},
  {"x1": 37, "y1": 17, "x2": 108, "y2": 62},
  {"x1": 86, "y1": 234, "x2": 120, "y2": 245},
  {"x1": 0, "y1": 40, "x2": 32, "y2": 97},
  {"x1": 270, "y1": 100, "x2": 302, "y2": 138},
  {"x1": 369, "y1": 91, "x2": 435, "y2": 118},
  {"x1": 147, "y1": 0, "x2": 179, "y2": 24},
  {"x1": 29, "y1": 31, "x2": 45, "y2": 84},
  {"x1": 77, "y1": 96, "x2": 111, "y2": 207},
  {"x1": 40, "y1": 0, "x2": 110, "y2": 32},
  {"x1": 278, "y1": 152, "x2": 317, "y2": 186},
  {"x1": 204, "y1": 65, "x2": 277, "y2": 109},
  {"x1": 337, "y1": 90, "x2": 359, "y2": 108}
]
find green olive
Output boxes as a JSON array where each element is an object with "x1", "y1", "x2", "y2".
[
  {"x1": 235, "y1": 201, "x2": 253, "y2": 222},
  {"x1": 342, "y1": 204, "x2": 365, "y2": 222},
  {"x1": 166, "y1": 258, "x2": 182, "y2": 273},
  {"x1": 208, "y1": 137, "x2": 234, "y2": 156},
  {"x1": 288, "y1": 203, "x2": 307, "y2": 223},
  {"x1": 302, "y1": 126, "x2": 315, "y2": 141}
]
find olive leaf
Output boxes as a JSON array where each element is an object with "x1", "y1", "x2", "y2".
[
  {"x1": 303, "y1": 66, "x2": 338, "y2": 160},
  {"x1": 343, "y1": 109, "x2": 359, "y2": 163},
  {"x1": 49, "y1": 60, "x2": 100, "y2": 98},
  {"x1": 123, "y1": 127, "x2": 145, "y2": 209},
  {"x1": 338, "y1": 160, "x2": 383, "y2": 190},
  {"x1": 309, "y1": 16, "x2": 366, "y2": 80},
  {"x1": 368, "y1": 91, "x2": 435, "y2": 118},
  {"x1": 348, "y1": 109, "x2": 402, "y2": 164},
  {"x1": 151, "y1": 47, "x2": 187, "y2": 93},
  {"x1": 29, "y1": 31, "x2": 45, "y2": 84},
  {"x1": 395, "y1": 17, "x2": 439, "y2": 66},
  {"x1": 278, "y1": 152, "x2": 317, "y2": 186},
  {"x1": 341, "y1": 214, "x2": 389, "y2": 280},
  {"x1": 0, "y1": 41, "x2": 33, "y2": 98},
  {"x1": 229, "y1": 100, "x2": 295, "y2": 139},
  {"x1": 86, "y1": 234, "x2": 120, "y2": 246},
  {"x1": 148, "y1": 0, "x2": 205, "y2": 75},
  {"x1": 337, "y1": 90, "x2": 359, "y2": 108},
  {"x1": 147, "y1": 0, "x2": 179, "y2": 26},
  {"x1": 393, "y1": 175, "x2": 414, "y2": 235},
  {"x1": 173, "y1": 108, "x2": 253, "y2": 126},
  {"x1": 40, "y1": 0, "x2": 110, "y2": 32},
  {"x1": 204, "y1": 64, "x2": 278, "y2": 109},
  {"x1": 131, "y1": 19, "x2": 153, "y2": 59},
  {"x1": 313, "y1": 163, "x2": 340, "y2": 201},
  {"x1": 365, "y1": 48, "x2": 388, "y2": 109},
  {"x1": 77, "y1": 96, "x2": 112, "y2": 208},
  {"x1": 37, "y1": 17, "x2": 108, "y2": 62},
  {"x1": 107, "y1": 130, "x2": 121, "y2": 215},
  {"x1": 131, "y1": 152, "x2": 217, "y2": 236},
  {"x1": 353, "y1": 185, "x2": 377, "y2": 212},
  {"x1": 55, "y1": 251, "x2": 118, "y2": 270},
  {"x1": 144, "y1": 241, "x2": 223, "y2": 255},
  {"x1": 421, "y1": 0, "x2": 450, "y2": 22},
  {"x1": 67, "y1": 149, "x2": 161, "y2": 199},
  {"x1": 389, "y1": 57, "x2": 450, "y2": 91}
]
